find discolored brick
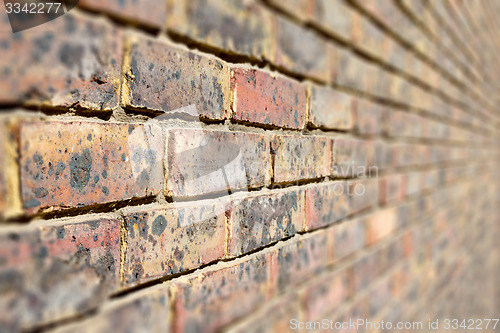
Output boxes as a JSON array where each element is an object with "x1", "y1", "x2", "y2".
[
  {"x1": 328, "y1": 217, "x2": 365, "y2": 263},
  {"x1": 272, "y1": 134, "x2": 332, "y2": 183},
  {"x1": 231, "y1": 67, "x2": 306, "y2": 129},
  {"x1": 79, "y1": 0, "x2": 166, "y2": 28},
  {"x1": 311, "y1": 0, "x2": 354, "y2": 41},
  {"x1": 167, "y1": 0, "x2": 272, "y2": 59},
  {"x1": 365, "y1": 207, "x2": 398, "y2": 246},
  {"x1": 122, "y1": 34, "x2": 230, "y2": 120},
  {"x1": 0, "y1": 13, "x2": 122, "y2": 111},
  {"x1": 272, "y1": 15, "x2": 330, "y2": 81},
  {"x1": 18, "y1": 121, "x2": 164, "y2": 215},
  {"x1": 305, "y1": 181, "x2": 349, "y2": 231},
  {"x1": 228, "y1": 188, "x2": 305, "y2": 257},
  {"x1": 172, "y1": 252, "x2": 274, "y2": 333},
  {"x1": 332, "y1": 137, "x2": 369, "y2": 178},
  {"x1": 121, "y1": 200, "x2": 229, "y2": 288},
  {"x1": 0, "y1": 216, "x2": 120, "y2": 331},
  {"x1": 379, "y1": 174, "x2": 407, "y2": 205},
  {"x1": 308, "y1": 84, "x2": 354, "y2": 130},
  {"x1": 348, "y1": 178, "x2": 379, "y2": 214},
  {"x1": 353, "y1": 99, "x2": 385, "y2": 135},
  {"x1": 165, "y1": 128, "x2": 271, "y2": 198}
]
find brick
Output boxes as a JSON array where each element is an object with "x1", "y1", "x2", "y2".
[
  {"x1": 0, "y1": 216, "x2": 120, "y2": 330},
  {"x1": 335, "y1": 47, "x2": 367, "y2": 92},
  {"x1": 272, "y1": 16, "x2": 329, "y2": 81},
  {"x1": 122, "y1": 34, "x2": 230, "y2": 120},
  {"x1": 18, "y1": 121, "x2": 163, "y2": 215},
  {"x1": 352, "y1": 251, "x2": 379, "y2": 292},
  {"x1": 267, "y1": 0, "x2": 313, "y2": 21},
  {"x1": 228, "y1": 188, "x2": 305, "y2": 256},
  {"x1": 272, "y1": 232, "x2": 328, "y2": 293},
  {"x1": 0, "y1": 13, "x2": 121, "y2": 111},
  {"x1": 353, "y1": 99, "x2": 385, "y2": 135},
  {"x1": 333, "y1": 137, "x2": 368, "y2": 177},
  {"x1": 224, "y1": 294, "x2": 301, "y2": 333},
  {"x1": 311, "y1": 0, "x2": 353, "y2": 41},
  {"x1": 121, "y1": 199, "x2": 229, "y2": 288},
  {"x1": 79, "y1": 0, "x2": 165, "y2": 28},
  {"x1": 272, "y1": 134, "x2": 332, "y2": 183},
  {"x1": 231, "y1": 67, "x2": 306, "y2": 129},
  {"x1": 348, "y1": 178, "x2": 379, "y2": 214},
  {"x1": 308, "y1": 84, "x2": 354, "y2": 130},
  {"x1": 52, "y1": 285, "x2": 171, "y2": 333},
  {"x1": 328, "y1": 217, "x2": 365, "y2": 263},
  {"x1": 368, "y1": 276, "x2": 391, "y2": 317},
  {"x1": 165, "y1": 128, "x2": 270, "y2": 197},
  {"x1": 379, "y1": 174, "x2": 407, "y2": 205},
  {"x1": 365, "y1": 207, "x2": 398, "y2": 246},
  {"x1": 305, "y1": 181, "x2": 349, "y2": 231},
  {"x1": 172, "y1": 252, "x2": 274, "y2": 333},
  {"x1": 167, "y1": 0, "x2": 271, "y2": 59},
  {"x1": 303, "y1": 268, "x2": 351, "y2": 320}
]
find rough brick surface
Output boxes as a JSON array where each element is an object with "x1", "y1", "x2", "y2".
[
  {"x1": 231, "y1": 67, "x2": 306, "y2": 129},
  {"x1": 165, "y1": 128, "x2": 271, "y2": 197},
  {"x1": 172, "y1": 252, "x2": 274, "y2": 333},
  {"x1": 121, "y1": 200, "x2": 229, "y2": 288},
  {"x1": 228, "y1": 189, "x2": 305, "y2": 257},
  {"x1": 0, "y1": 13, "x2": 122, "y2": 111},
  {"x1": 18, "y1": 121, "x2": 163, "y2": 215},
  {"x1": 122, "y1": 34, "x2": 230, "y2": 119},
  {"x1": 167, "y1": 0, "x2": 271, "y2": 59},
  {"x1": 272, "y1": 134, "x2": 332, "y2": 183},
  {"x1": 308, "y1": 84, "x2": 354, "y2": 130},
  {"x1": 305, "y1": 181, "x2": 349, "y2": 231},
  {"x1": 0, "y1": 216, "x2": 120, "y2": 330}
]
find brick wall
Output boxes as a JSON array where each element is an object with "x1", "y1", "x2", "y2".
[{"x1": 1, "y1": 0, "x2": 499, "y2": 332}]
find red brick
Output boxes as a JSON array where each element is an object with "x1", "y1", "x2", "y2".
[
  {"x1": 18, "y1": 121, "x2": 164, "y2": 215},
  {"x1": 348, "y1": 179, "x2": 379, "y2": 214},
  {"x1": 79, "y1": 0, "x2": 166, "y2": 28},
  {"x1": 167, "y1": 0, "x2": 272, "y2": 59},
  {"x1": 365, "y1": 207, "x2": 398, "y2": 246},
  {"x1": 272, "y1": 232, "x2": 328, "y2": 293},
  {"x1": 335, "y1": 47, "x2": 368, "y2": 92},
  {"x1": 121, "y1": 199, "x2": 230, "y2": 288},
  {"x1": 308, "y1": 84, "x2": 354, "y2": 130},
  {"x1": 122, "y1": 34, "x2": 230, "y2": 120},
  {"x1": 333, "y1": 137, "x2": 368, "y2": 178},
  {"x1": 228, "y1": 188, "x2": 305, "y2": 257},
  {"x1": 0, "y1": 13, "x2": 122, "y2": 111},
  {"x1": 272, "y1": 134, "x2": 332, "y2": 183},
  {"x1": 311, "y1": 0, "x2": 353, "y2": 41},
  {"x1": 272, "y1": 16, "x2": 330, "y2": 81},
  {"x1": 165, "y1": 128, "x2": 271, "y2": 198},
  {"x1": 305, "y1": 181, "x2": 349, "y2": 231},
  {"x1": 303, "y1": 267, "x2": 352, "y2": 320},
  {"x1": 328, "y1": 217, "x2": 365, "y2": 263},
  {"x1": 353, "y1": 99, "x2": 385, "y2": 135},
  {"x1": 379, "y1": 174, "x2": 407, "y2": 205},
  {"x1": 172, "y1": 251, "x2": 274, "y2": 333},
  {"x1": 0, "y1": 216, "x2": 120, "y2": 330},
  {"x1": 52, "y1": 285, "x2": 171, "y2": 333},
  {"x1": 231, "y1": 67, "x2": 306, "y2": 129}
]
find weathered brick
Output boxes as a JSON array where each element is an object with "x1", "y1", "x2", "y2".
[
  {"x1": 335, "y1": 47, "x2": 368, "y2": 92},
  {"x1": 305, "y1": 181, "x2": 349, "y2": 231},
  {"x1": 308, "y1": 84, "x2": 354, "y2": 130},
  {"x1": 379, "y1": 174, "x2": 408, "y2": 205},
  {"x1": 121, "y1": 199, "x2": 230, "y2": 288},
  {"x1": 272, "y1": 16, "x2": 329, "y2": 81},
  {"x1": 122, "y1": 34, "x2": 230, "y2": 120},
  {"x1": 0, "y1": 216, "x2": 120, "y2": 330},
  {"x1": 172, "y1": 252, "x2": 274, "y2": 333},
  {"x1": 0, "y1": 13, "x2": 122, "y2": 111},
  {"x1": 352, "y1": 251, "x2": 379, "y2": 292},
  {"x1": 167, "y1": 0, "x2": 271, "y2": 59},
  {"x1": 272, "y1": 232, "x2": 328, "y2": 293},
  {"x1": 328, "y1": 217, "x2": 365, "y2": 263},
  {"x1": 231, "y1": 66, "x2": 306, "y2": 129},
  {"x1": 348, "y1": 178, "x2": 379, "y2": 214},
  {"x1": 18, "y1": 121, "x2": 163, "y2": 215},
  {"x1": 165, "y1": 128, "x2": 271, "y2": 197},
  {"x1": 52, "y1": 285, "x2": 171, "y2": 333},
  {"x1": 224, "y1": 294, "x2": 301, "y2": 333},
  {"x1": 311, "y1": 0, "x2": 353, "y2": 41},
  {"x1": 333, "y1": 137, "x2": 368, "y2": 178},
  {"x1": 272, "y1": 134, "x2": 332, "y2": 183},
  {"x1": 303, "y1": 267, "x2": 352, "y2": 320},
  {"x1": 353, "y1": 99, "x2": 385, "y2": 135},
  {"x1": 228, "y1": 188, "x2": 305, "y2": 257},
  {"x1": 365, "y1": 207, "x2": 398, "y2": 246}
]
